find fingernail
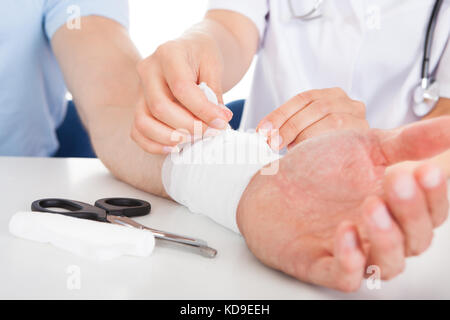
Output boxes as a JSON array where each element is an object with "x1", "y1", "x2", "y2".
[
  {"x1": 209, "y1": 118, "x2": 228, "y2": 130},
  {"x1": 178, "y1": 134, "x2": 191, "y2": 144},
  {"x1": 343, "y1": 231, "x2": 357, "y2": 249},
  {"x1": 258, "y1": 121, "x2": 273, "y2": 137},
  {"x1": 162, "y1": 146, "x2": 180, "y2": 154},
  {"x1": 371, "y1": 204, "x2": 392, "y2": 230},
  {"x1": 421, "y1": 167, "x2": 442, "y2": 189},
  {"x1": 204, "y1": 127, "x2": 222, "y2": 138},
  {"x1": 394, "y1": 174, "x2": 416, "y2": 200},
  {"x1": 270, "y1": 135, "x2": 283, "y2": 150},
  {"x1": 219, "y1": 104, "x2": 233, "y2": 120}
]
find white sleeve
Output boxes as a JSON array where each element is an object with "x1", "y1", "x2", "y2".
[
  {"x1": 436, "y1": 40, "x2": 450, "y2": 99},
  {"x1": 207, "y1": 0, "x2": 269, "y2": 47}
]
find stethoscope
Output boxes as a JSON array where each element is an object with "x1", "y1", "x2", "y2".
[{"x1": 289, "y1": 0, "x2": 444, "y2": 117}]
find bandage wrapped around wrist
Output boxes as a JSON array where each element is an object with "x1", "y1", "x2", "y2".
[{"x1": 161, "y1": 83, "x2": 280, "y2": 234}]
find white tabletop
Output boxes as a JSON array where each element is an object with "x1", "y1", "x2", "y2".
[{"x1": 1, "y1": 156, "x2": 450, "y2": 299}]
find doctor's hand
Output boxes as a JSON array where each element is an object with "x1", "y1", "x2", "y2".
[
  {"x1": 238, "y1": 117, "x2": 450, "y2": 292},
  {"x1": 257, "y1": 88, "x2": 369, "y2": 151},
  {"x1": 132, "y1": 35, "x2": 233, "y2": 154}
]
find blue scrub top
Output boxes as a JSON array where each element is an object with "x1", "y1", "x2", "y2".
[{"x1": 0, "y1": 0, "x2": 129, "y2": 156}]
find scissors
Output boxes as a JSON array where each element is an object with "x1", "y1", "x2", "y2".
[{"x1": 31, "y1": 197, "x2": 217, "y2": 258}]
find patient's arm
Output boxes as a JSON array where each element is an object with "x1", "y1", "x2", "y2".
[{"x1": 51, "y1": 16, "x2": 168, "y2": 197}]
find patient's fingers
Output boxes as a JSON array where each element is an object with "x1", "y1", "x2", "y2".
[
  {"x1": 142, "y1": 75, "x2": 209, "y2": 136},
  {"x1": 373, "y1": 116, "x2": 450, "y2": 166},
  {"x1": 383, "y1": 169, "x2": 434, "y2": 256},
  {"x1": 363, "y1": 196, "x2": 405, "y2": 280},
  {"x1": 331, "y1": 222, "x2": 366, "y2": 292},
  {"x1": 304, "y1": 222, "x2": 365, "y2": 292},
  {"x1": 415, "y1": 164, "x2": 449, "y2": 228}
]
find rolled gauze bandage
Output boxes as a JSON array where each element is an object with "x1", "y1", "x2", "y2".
[
  {"x1": 9, "y1": 211, "x2": 155, "y2": 260},
  {"x1": 162, "y1": 83, "x2": 281, "y2": 234}
]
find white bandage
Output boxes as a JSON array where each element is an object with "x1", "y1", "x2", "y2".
[
  {"x1": 9, "y1": 211, "x2": 155, "y2": 260},
  {"x1": 161, "y1": 83, "x2": 280, "y2": 234}
]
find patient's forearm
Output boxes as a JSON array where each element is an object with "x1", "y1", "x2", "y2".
[
  {"x1": 51, "y1": 16, "x2": 168, "y2": 197},
  {"x1": 88, "y1": 105, "x2": 169, "y2": 197}
]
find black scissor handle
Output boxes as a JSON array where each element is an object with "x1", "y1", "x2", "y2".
[
  {"x1": 94, "y1": 197, "x2": 151, "y2": 217},
  {"x1": 31, "y1": 198, "x2": 108, "y2": 222}
]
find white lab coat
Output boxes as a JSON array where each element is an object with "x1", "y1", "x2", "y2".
[{"x1": 207, "y1": 0, "x2": 450, "y2": 130}]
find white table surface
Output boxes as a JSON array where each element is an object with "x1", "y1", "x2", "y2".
[{"x1": 1, "y1": 156, "x2": 450, "y2": 299}]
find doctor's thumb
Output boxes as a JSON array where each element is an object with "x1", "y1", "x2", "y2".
[{"x1": 198, "y1": 79, "x2": 232, "y2": 121}]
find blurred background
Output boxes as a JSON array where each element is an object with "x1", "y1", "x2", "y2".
[{"x1": 128, "y1": 0, "x2": 254, "y2": 103}]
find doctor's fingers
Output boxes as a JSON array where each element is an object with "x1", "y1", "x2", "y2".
[
  {"x1": 302, "y1": 222, "x2": 365, "y2": 292},
  {"x1": 285, "y1": 113, "x2": 369, "y2": 150},
  {"x1": 257, "y1": 87, "x2": 361, "y2": 133},
  {"x1": 139, "y1": 76, "x2": 209, "y2": 137},
  {"x1": 132, "y1": 100, "x2": 191, "y2": 154},
  {"x1": 131, "y1": 125, "x2": 178, "y2": 155},
  {"x1": 160, "y1": 49, "x2": 232, "y2": 129},
  {"x1": 268, "y1": 98, "x2": 365, "y2": 150}
]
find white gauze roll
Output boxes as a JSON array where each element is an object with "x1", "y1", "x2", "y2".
[
  {"x1": 162, "y1": 83, "x2": 280, "y2": 234},
  {"x1": 9, "y1": 211, "x2": 155, "y2": 260}
]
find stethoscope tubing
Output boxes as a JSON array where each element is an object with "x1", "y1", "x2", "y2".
[{"x1": 422, "y1": 0, "x2": 443, "y2": 83}]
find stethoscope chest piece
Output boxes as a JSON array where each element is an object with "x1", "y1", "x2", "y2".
[
  {"x1": 289, "y1": 0, "x2": 323, "y2": 20},
  {"x1": 413, "y1": 80, "x2": 440, "y2": 117}
]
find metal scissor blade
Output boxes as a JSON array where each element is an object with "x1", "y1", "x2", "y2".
[{"x1": 106, "y1": 215, "x2": 217, "y2": 258}]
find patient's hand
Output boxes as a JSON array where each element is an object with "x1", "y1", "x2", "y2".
[{"x1": 238, "y1": 117, "x2": 450, "y2": 291}]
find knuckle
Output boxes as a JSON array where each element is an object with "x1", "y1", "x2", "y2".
[
  {"x1": 171, "y1": 79, "x2": 189, "y2": 97},
  {"x1": 155, "y1": 40, "x2": 177, "y2": 56},
  {"x1": 295, "y1": 91, "x2": 312, "y2": 104},
  {"x1": 317, "y1": 101, "x2": 331, "y2": 115},
  {"x1": 273, "y1": 107, "x2": 289, "y2": 121},
  {"x1": 148, "y1": 101, "x2": 166, "y2": 119},
  {"x1": 133, "y1": 115, "x2": 148, "y2": 133},
  {"x1": 330, "y1": 87, "x2": 345, "y2": 96},
  {"x1": 284, "y1": 119, "x2": 300, "y2": 135},
  {"x1": 327, "y1": 113, "x2": 345, "y2": 128}
]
